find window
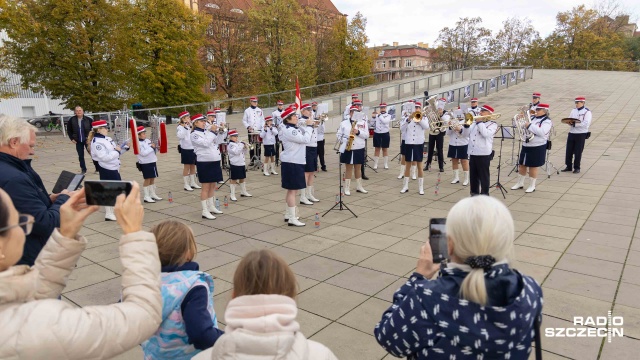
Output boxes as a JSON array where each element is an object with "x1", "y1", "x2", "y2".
[
  {"x1": 206, "y1": 48, "x2": 214, "y2": 62},
  {"x1": 389, "y1": 60, "x2": 396, "y2": 68},
  {"x1": 222, "y1": 23, "x2": 230, "y2": 38},
  {"x1": 205, "y1": 3, "x2": 220, "y2": 9},
  {"x1": 378, "y1": 50, "x2": 385, "y2": 56},
  {"x1": 209, "y1": 76, "x2": 217, "y2": 90},
  {"x1": 378, "y1": 61, "x2": 386, "y2": 69},
  {"x1": 405, "y1": 59, "x2": 413, "y2": 67}
]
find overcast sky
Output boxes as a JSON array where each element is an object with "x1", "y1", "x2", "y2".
[{"x1": 332, "y1": 0, "x2": 640, "y2": 46}]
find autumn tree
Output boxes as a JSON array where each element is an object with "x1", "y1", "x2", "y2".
[
  {"x1": 436, "y1": 17, "x2": 491, "y2": 69},
  {"x1": 489, "y1": 17, "x2": 539, "y2": 66},
  {"x1": 340, "y1": 12, "x2": 375, "y2": 83}
]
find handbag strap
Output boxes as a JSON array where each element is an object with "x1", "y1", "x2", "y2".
[{"x1": 534, "y1": 314, "x2": 542, "y2": 359}]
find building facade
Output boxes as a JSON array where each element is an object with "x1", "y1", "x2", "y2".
[{"x1": 372, "y1": 42, "x2": 441, "y2": 80}]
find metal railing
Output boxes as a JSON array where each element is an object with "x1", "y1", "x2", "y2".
[{"x1": 475, "y1": 59, "x2": 640, "y2": 72}]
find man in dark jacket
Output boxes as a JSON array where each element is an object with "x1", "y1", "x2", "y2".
[
  {"x1": 0, "y1": 115, "x2": 70, "y2": 266},
  {"x1": 66, "y1": 106, "x2": 94, "y2": 174}
]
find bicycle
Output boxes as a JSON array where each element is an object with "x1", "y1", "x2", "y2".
[{"x1": 45, "y1": 119, "x2": 62, "y2": 132}]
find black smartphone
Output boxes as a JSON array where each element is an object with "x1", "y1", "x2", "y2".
[
  {"x1": 84, "y1": 180, "x2": 132, "y2": 206},
  {"x1": 429, "y1": 218, "x2": 448, "y2": 263}
]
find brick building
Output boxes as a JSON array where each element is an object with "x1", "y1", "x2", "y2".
[{"x1": 372, "y1": 42, "x2": 441, "y2": 80}]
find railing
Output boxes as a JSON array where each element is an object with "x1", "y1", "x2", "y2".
[{"x1": 475, "y1": 59, "x2": 640, "y2": 72}]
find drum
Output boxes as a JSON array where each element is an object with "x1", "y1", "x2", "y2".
[
  {"x1": 369, "y1": 129, "x2": 375, "y2": 138},
  {"x1": 219, "y1": 143, "x2": 228, "y2": 154}
]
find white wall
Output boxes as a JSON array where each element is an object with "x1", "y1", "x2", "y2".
[{"x1": 0, "y1": 97, "x2": 69, "y2": 118}]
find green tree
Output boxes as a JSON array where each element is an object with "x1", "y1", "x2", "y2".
[
  {"x1": 339, "y1": 12, "x2": 374, "y2": 83},
  {"x1": 489, "y1": 17, "x2": 539, "y2": 66},
  {"x1": 436, "y1": 17, "x2": 491, "y2": 69}
]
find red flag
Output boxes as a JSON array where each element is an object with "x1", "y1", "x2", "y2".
[{"x1": 295, "y1": 75, "x2": 301, "y2": 111}]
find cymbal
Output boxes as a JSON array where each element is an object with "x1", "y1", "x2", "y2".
[{"x1": 561, "y1": 117, "x2": 581, "y2": 125}]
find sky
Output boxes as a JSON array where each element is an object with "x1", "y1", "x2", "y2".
[{"x1": 332, "y1": 0, "x2": 640, "y2": 46}]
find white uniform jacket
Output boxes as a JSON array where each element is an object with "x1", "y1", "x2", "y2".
[
  {"x1": 373, "y1": 112, "x2": 393, "y2": 134},
  {"x1": 524, "y1": 115, "x2": 552, "y2": 147},
  {"x1": 343, "y1": 103, "x2": 356, "y2": 118},
  {"x1": 227, "y1": 140, "x2": 247, "y2": 166},
  {"x1": 243, "y1": 106, "x2": 265, "y2": 132},
  {"x1": 336, "y1": 118, "x2": 368, "y2": 152},
  {"x1": 468, "y1": 106, "x2": 481, "y2": 117},
  {"x1": 272, "y1": 109, "x2": 284, "y2": 129},
  {"x1": 569, "y1": 107, "x2": 592, "y2": 134},
  {"x1": 446, "y1": 120, "x2": 471, "y2": 146},
  {"x1": 91, "y1": 134, "x2": 125, "y2": 171},
  {"x1": 401, "y1": 117, "x2": 430, "y2": 145},
  {"x1": 190, "y1": 128, "x2": 221, "y2": 162},
  {"x1": 176, "y1": 125, "x2": 194, "y2": 150},
  {"x1": 300, "y1": 116, "x2": 317, "y2": 148},
  {"x1": 280, "y1": 124, "x2": 313, "y2": 164},
  {"x1": 316, "y1": 122, "x2": 325, "y2": 141},
  {"x1": 260, "y1": 126, "x2": 279, "y2": 145},
  {"x1": 468, "y1": 121, "x2": 498, "y2": 156},
  {"x1": 137, "y1": 138, "x2": 157, "y2": 164}
]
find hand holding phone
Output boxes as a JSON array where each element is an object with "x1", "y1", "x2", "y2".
[
  {"x1": 416, "y1": 242, "x2": 440, "y2": 279},
  {"x1": 114, "y1": 182, "x2": 143, "y2": 235},
  {"x1": 84, "y1": 180, "x2": 133, "y2": 206},
  {"x1": 429, "y1": 218, "x2": 449, "y2": 263}
]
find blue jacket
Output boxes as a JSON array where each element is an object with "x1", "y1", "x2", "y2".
[
  {"x1": 375, "y1": 263, "x2": 543, "y2": 359},
  {"x1": 0, "y1": 152, "x2": 69, "y2": 266}
]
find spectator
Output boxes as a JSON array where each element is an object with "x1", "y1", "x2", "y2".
[
  {"x1": 0, "y1": 183, "x2": 162, "y2": 359},
  {"x1": 66, "y1": 106, "x2": 94, "y2": 174},
  {"x1": 0, "y1": 115, "x2": 70, "y2": 266},
  {"x1": 374, "y1": 196, "x2": 543, "y2": 359},
  {"x1": 141, "y1": 219, "x2": 224, "y2": 359},
  {"x1": 193, "y1": 250, "x2": 337, "y2": 360}
]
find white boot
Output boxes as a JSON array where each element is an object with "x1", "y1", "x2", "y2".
[
  {"x1": 451, "y1": 170, "x2": 460, "y2": 184},
  {"x1": 184, "y1": 176, "x2": 194, "y2": 191},
  {"x1": 287, "y1": 207, "x2": 305, "y2": 227},
  {"x1": 150, "y1": 185, "x2": 163, "y2": 200},
  {"x1": 398, "y1": 165, "x2": 405, "y2": 179},
  {"x1": 208, "y1": 197, "x2": 223, "y2": 214},
  {"x1": 463, "y1": 171, "x2": 470, "y2": 186},
  {"x1": 240, "y1": 183, "x2": 252, "y2": 197},
  {"x1": 104, "y1": 206, "x2": 116, "y2": 221},
  {"x1": 511, "y1": 175, "x2": 525, "y2": 190},
  {"x1": 383, "y1": 156, "x2": 389, "y2": 169},
  {"x1": 344, "y1": 179, "x2": 351, "y2": 196},
  {"x1": 373, "y1": 156, "x2": 379, "y2": 170},
  {"x1": 411, "y1": 165, "x2": 417, "y2": 180},
  {"x1": 526, "y1": 178, "x2": 537, "y2": 193},
  {"x1": 307, "y1": 186, "x2": 320, "y2": 202},
  {"x1": 201, "y1": 200, "x2": 216, "y2": 220},
  {"x1": 263, "y1": 163, "x2": 270, "y2": 176},
  {"x1": 190, "y1": 174, "x2": 201, "y2": 189},
  {"x1": 284, "y1": 205, "x2": 299, "y2": 222},
  {"x1": 418, "y1": 177, "x2": 425, "y2": 195},
  {"x1": 143, "y1": 186, "x2": 155, "y2": 203},
  {"x1": 229, "y1": 184, "x2": 238, "y2": 201},
  {"x1": 271, "y1": 163, "x2": 278, "y2": 175},
  {"x1": 300, "y1": 189, "x2": 313, "y2": 205},
  {"x1": 356, "y1": 178, "x2": 368, "y2": 193},
  {"x1": 400, "y1": 177, "x2": 410, "y2": 193}
]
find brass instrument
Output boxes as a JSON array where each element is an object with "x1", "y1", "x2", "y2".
[
  {"x1": 513, "y1": 105, "x2": 534, "y2": 142},
  {"x1": 410, "y1": 110, "x2": 423, "y2": 122},
  {"x1": 314, "y1": 113, "x2": 328, "y2": 126},
  {"x1": 464, "y1": 112, "x2": 502, "y2": 126},
  {"x1": 241, "y1": 141, "x2": 254, "y2": 151},
  {"x1": 345, "y1": 118, "x2": 357, "y2": 151}
]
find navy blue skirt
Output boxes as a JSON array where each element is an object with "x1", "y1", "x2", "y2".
[
  {"x1": 404, "y1": 143, "x2": 424, "y2": 162},
  {"x1": 99, "y1": 168, "x2": 121, "y2": 181},
  {"x1": 264, "y1": 144, "x2": 276, "y2": 157},
  {"x1": 305, "y1": 147, "x2": 318, "y2": 172},
  {"x1": 281, "y1": 162, "x2": 306, "y2": 190},
  {"x1": 196, "y1": 161, "x2": 223, "y2": 183},
  {"x1": 447, "y1": 145, "x2": 469, "y2": 160},
  {"x1": 230, "y1": 164, "x2": 246, "y2": 180},
  {"x1": 400, "y1": 140, "x2": 406, "y2": 154},
  {"x1": 373, "y1": 132, "x2": 390, "y2": 148},
  {"x1": 140, "y1": 162, "x2": 158, "y2": 179},
  {"x1": 340, "y1": 148, "x2": 365, "y2": 165},
  {"x1": 181, "y1": 149, "x2": 196, "y2": 165},
  {"x1": 519, "y1": 144, "x2": 547, "y2": 167}
]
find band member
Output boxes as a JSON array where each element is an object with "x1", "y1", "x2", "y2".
[
  {"x1": 400, "y1": 102, "x2": 429, "y2": 194},
  {"x1": 260, "y1": 116, "x2": 278, "y2": 176},
  {"x1": 273, "y1": 100, "x2": 285, "y2": 164},
  {"x1": 337, "y1": 105, "x2": 369, "y2": 195},
  {"x1": 176, "y1": 111, "x2": 200, "y2": 191},
  {"x1": 190, "y1": 114, "x2": 224, "y2": 220},
  {"x1": 344, "y1": 94, "x2": 359, "y2": 119},
  {"x1": 398, "y1": 100, "x2": 414, "y2": 179},
  {"x1": 529, "y1": 93, "x2": 541, "y2": 115},
  {"x1": 279, "y1": 107, "x2": 314, "y2": 226},
  {"x1": 372, "y1": 103, "x2": 392, "y2": 169},
  {"x1": 136, "y1": 126, "x2": 162, "y2": 203},
  {"x1": 212, "y1": 108, "x2": 229, "y2": 170},
  {"x1": 447, "y1": 110, "x2": 471, "y2": 186},
  {"x1": 354, "y1": 100, "x2": 369, "y2": 180},
  {"x1": 242, "y1": 96, "x2": 265, "y2": 165},
  {"x1": 425, "y1": 98, "x2": 448, "y2": 172},
  {"x1": 468, "y1": 105, "x2": 498, "y2": 196},
  {"x1": 88, "y1": 120, "x2": 129, "y2": 221},
  {"x1": 511, "y1": 103, "x2": 552, "y2": 193},
  {"x1": 563, "y1": 96, "x2": 592, "y2": 174},
  {"x1": 312, "y1": 102, "x2": 327, "y2": 172},
  {"x1": 469, "y1": 98, "x2": 481, "y2": 116},
  {"x1": 298, "y1": 104, "x2": 319, "y2": 204},
  {"x1": 227, "y1": 130, "x2": 253, "y2": 202}
]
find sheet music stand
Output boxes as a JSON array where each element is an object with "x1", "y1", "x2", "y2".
[{"x1": 491, "y1": 125, "x2": 512, "y2": 199}]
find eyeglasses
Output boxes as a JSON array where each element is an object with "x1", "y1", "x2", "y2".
[{"x1": 0, "y1": 214, "x2": 34, "y2": 235}]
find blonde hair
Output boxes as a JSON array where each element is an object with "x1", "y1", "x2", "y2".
[
  {"x1": 233, "y1": 249, "x2": 297, "y2": 299},
  {"x1": 0, "y1": 114, "x2": 37, "y2": 147},
  {"x1": 151, "y1": 220, "x2": 197, "y2": 267},
  {"x1": 446, "y1": 196, "x2": 515, "y2": 306}
]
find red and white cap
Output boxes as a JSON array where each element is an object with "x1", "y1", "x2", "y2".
[
  {"x1": 191, "y1": 113, "x2": 205, "y2": 121},
  {"x1": 439, "y1": 97, "x2": 447, "y2": 102},
  {"x1": 535, "y1": 103, "x2": 550, "y2": 110},
  {"x1": 206, "y1": 110, "x2": 215, "y2": 116},
  {"x1": 281, "y1": 107, "x2": 296, "y2": 120},
  {"x1": 379, "y1": 102, "x2": 387, "y2": 107},
  {"x1": 137, "y1": 126, "x2": 146, "y2": 133},
  {"x1": 250, "y1": 96, "x2": 258, "y2": 102},
  {"x1": 533, "y1": 92, "x2": 541, "y2": 98},
  {"x1": 481, "y1": 104, "x2": 495, "y2": 113},
  {"x1": 470, "y1": 98, "x2": 478, "y2": 102},
  {"x1": 408, "y1": 99, "x2": 414, "y2": 103},
  {"x1": 414, "y1": 102, "x2": 422, "y2": 107},
  {"x1": 574, "y1": 96, "x2": 586, "y2": 102},
  {"x1": 311, "y1": 101, "x2": 318, "y2": 106},
  {"x1": 353, "y1": 100, "x2": 362, "y2": 105},
  {"x1": 300, "y1": 103, "x2": 312, "y2": 110},
  {"x1": 214, "y1": 107, "x2": 222, "y2": 113},
  {"x1": 265, "y1": 116, "x2": 273, "y2": 121},
  {"x1": 351, "y1": 93, "x2": 359, "y2": 98},
  {"x1": 178, "y1": 111, "x2": 190, "y2": 119},
  {"x1": 350, "y1": 105, "x2": 358, "y2": 111},
  {"x1": 228, "y1": 129, "x2": 238, "y2": 137},
  {"x1": 276, "y1": 100, "x2": 284, "y2": 105},
  {"x1": 92, "y1": 120, "x2": 108, "y2": 128}
]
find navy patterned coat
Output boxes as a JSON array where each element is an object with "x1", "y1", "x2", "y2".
[{"x1": 374, "y1": 264, "x2": 543, "y2": 359}]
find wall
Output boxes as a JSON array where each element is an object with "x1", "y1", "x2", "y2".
[{"x1": 0, "y1": 97, "x2": 68, "y2": 118}]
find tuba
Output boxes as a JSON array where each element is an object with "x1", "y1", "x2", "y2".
[
  {"x1": 513, "y1": 105, "x2": 534, "y2": 143},
  {"x1": 422, "y1": 96, "x2": 446, "y2": 135}
]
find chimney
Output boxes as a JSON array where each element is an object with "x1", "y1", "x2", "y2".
[
  {"x1": 393, "y1": 42, "x2": 399, "y2": 47},
  {"x1": 418, "y1": 42, "x2": 429, "y2": 48}
]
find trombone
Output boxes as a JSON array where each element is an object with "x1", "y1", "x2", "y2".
[{"x1": 464, "y1": 112, "x2": 502, "y2": 126}]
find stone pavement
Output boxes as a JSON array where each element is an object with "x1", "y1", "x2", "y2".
[{"x1": 29, "y1": 69, "x2": 639, "y2": 359}]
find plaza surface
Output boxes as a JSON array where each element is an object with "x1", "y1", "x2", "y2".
[{"x1": 29, "y1": 69, "x2": 640, "y2": 359}]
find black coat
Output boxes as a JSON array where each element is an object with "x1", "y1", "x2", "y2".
[{"x1": 67, "y1": 115, "x2": 93, "y2": 143}]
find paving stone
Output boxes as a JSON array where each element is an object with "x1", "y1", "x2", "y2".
[
  {"x1": 359, "y1": 251, "x2": 417, "y2": 276},
  {"x1": 289, "y1": 255, "x2": 351, "y2": 282},
  {"x1": 310, "y1": 322, "x2": 388, "y2": 360},
  {"x1": 337, "y1": 297, "x2": 391, "y2": 334},
  {"x1": 297, "y1": 283, "x2": 368, "y2": 320},
  {"x1": 555, "y1": 253, "x2": 623, "y2": 281},
  {"x1": 326, "y1": 266, "x2": 399, "y2": 296},
  {"x1": 317, "y1": 243, "x2": 380, "y2": 264},
  {"x1": 544, "y1": 269, "x2": 618, "y2": 303},
  {"x1": 538, "y1": 316, "x2": 602, "y2": 359}
]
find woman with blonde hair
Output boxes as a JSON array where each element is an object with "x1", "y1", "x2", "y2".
[
  {"x1": 375, "y1": 196, "x2": 543, "y2": 360},
  {"x1": 194, "y1": 249, "x2": 337, "y2": 360}
]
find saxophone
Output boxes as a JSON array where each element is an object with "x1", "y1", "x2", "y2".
[{"x1": 345, "y1": 119, "x2": 357, "y2": 151}]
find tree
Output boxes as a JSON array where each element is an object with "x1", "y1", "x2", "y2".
[
  {"x1": 340, "y1": 12, "x2": 375, "y2": 82},
  {"x1": 489, "y1": 17, "x2": 539, "y2": 66},
  {"x1": 436, "y1": 17, "x2": 491, "y2": 69}
]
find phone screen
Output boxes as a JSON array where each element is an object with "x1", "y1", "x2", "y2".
[
  {"x1": 429, "y1": 218, "x2": 448, "y2": 263},
  {"x1": 84, "y1": 181, "x2": 132, "y2": 206}
]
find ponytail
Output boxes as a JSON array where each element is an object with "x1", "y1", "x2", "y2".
[
  {"x1": 86, "y1": 130, "x2": 96, "y2": 154},
  {"x1": 460, "y1": 269, "x2": 488, "y2": 306}
]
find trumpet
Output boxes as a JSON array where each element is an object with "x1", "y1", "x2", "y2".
[
  {"x1": 217, "y1": 123, "x2": 227, "y2": 134},
  {"x1": 240, "y1": 141, "x2": 254, "y2": 151},
  {"x1": 410, "y1": 110, "x2": 423, "y2": 122},
  {"x1": 314, "y1": 113, "x2": 328, "y2": 126},
  {"x1": 464, "y1": 113, "x2": 502, "y2": 126}
]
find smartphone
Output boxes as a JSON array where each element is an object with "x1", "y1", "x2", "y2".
[
  {"x1": 429, "y1": 218, "x2": 448, "y2": 263},
  {"x1": 84, "y1": 180, "x2": 132, "y2": 206}
]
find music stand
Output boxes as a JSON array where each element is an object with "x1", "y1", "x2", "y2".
[
  {"x1": 248, "y1": 133, "x2": 263, "y2": 171},
  {"x1": 543, "y1": 140, "x2": 560, "y2": 178},
  {"x1": 491, "y1": 125, "x2": 512, "y2": 199},
  {"x1": 323, "y1": 144, "x2": 357, "y2": 218},
  {"x1": 508, "y1": 128, "x2": 521, "y2": 176}
]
